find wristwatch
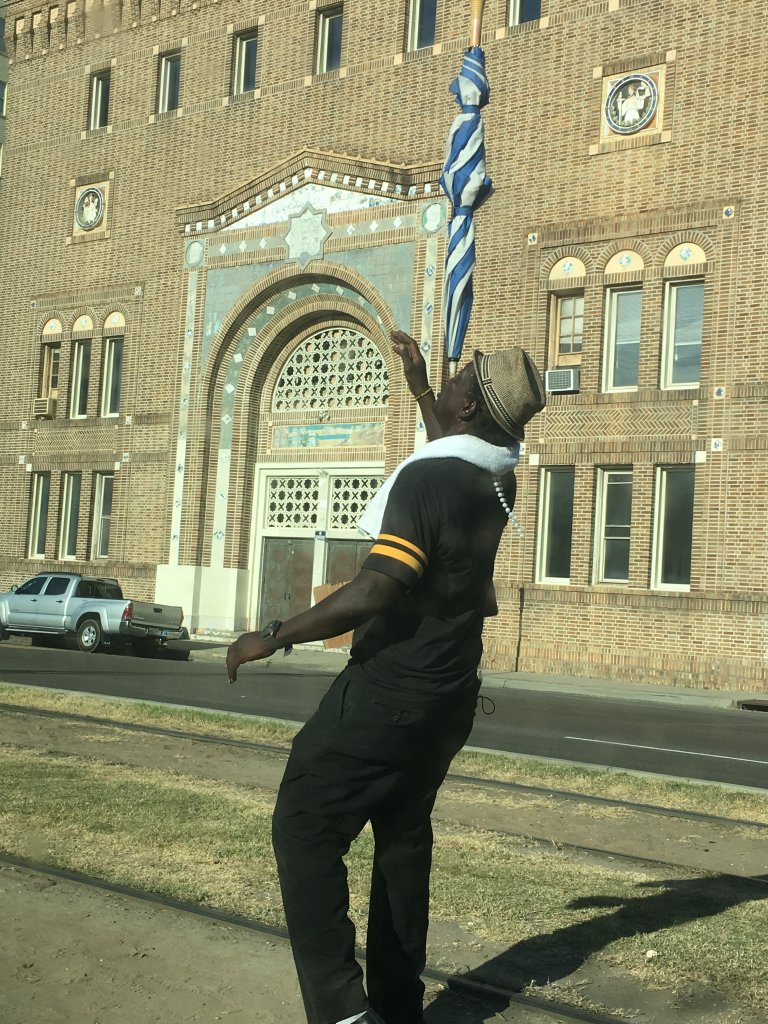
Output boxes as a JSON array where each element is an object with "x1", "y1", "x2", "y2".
[{"x1": 261, "y1": 619, "x2": 283, "y2": 646}]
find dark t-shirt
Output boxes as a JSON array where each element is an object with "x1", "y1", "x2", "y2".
[{"x1": 349, "y1": 458, "x2": 516, "y2": 706}]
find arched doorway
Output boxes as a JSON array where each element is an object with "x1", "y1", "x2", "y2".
[{"x1": 249, "y1": 325, "x2": 389, "y2": 626}]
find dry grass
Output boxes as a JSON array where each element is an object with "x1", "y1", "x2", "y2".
[{"x1": 1, "y1": 743, "x2": 767, "y2": 1013}]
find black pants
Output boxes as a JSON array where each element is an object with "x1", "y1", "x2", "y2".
[{"x1": 272, "y1": 668, "x2": 478, "y2": 1024}]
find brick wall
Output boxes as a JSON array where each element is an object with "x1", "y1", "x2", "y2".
[{"x1": 0, "y1": 0, "x2": 766, "y2": 689}]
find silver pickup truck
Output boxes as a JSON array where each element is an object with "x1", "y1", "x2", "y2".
[{"x1": 0, "y1": 572, "x2": 187, "y2": 657}]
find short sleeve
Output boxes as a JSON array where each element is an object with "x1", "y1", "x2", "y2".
[{"x1": 361, "y1": 464, "x2": 436, "y2": 588}]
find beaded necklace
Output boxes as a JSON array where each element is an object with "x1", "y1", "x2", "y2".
[{"x1": 493, "y1": 478, "x2": 525, "y2": 539}]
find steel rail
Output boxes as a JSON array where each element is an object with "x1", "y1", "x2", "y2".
[
  {"x1": 0, "y1": 853, "x2": 633, "y2": 1024},
  {"x1": 2, "y1": 700, "x2": 766, "y2": 833}
]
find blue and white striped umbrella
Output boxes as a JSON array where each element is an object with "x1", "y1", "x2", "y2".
[{"x1": 440, "y1": 46, "x2": 493, "y2": 369}]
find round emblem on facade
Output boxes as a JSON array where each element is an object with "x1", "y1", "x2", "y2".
[
  {"x1": 605, "y1": 74, "x2": 658, "y2": 135},
  {"x1": 421, "y1": 202, "x2": 446, "y2": 234},
  {"x1": 75, "y1": 187, "x2": 105, "y2": 230},
  {"x1": 185, "y1": 240, "x2": 204, "y2": 267}
]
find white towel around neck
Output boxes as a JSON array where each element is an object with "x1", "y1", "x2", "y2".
[{"x1": 357, "y1": 434, "x2": 520, "y2": 539}]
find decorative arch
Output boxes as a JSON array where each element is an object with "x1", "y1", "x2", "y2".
[
  {"x1": 604, "y1": 249, "x2": 646, "y2": 275},
  {"x1": 596, "y1": 238, "x2": 653, "y2": 273},
  {"x1": 548, "y1": 257, "x2": 587, "y2": 284},
  {"x1": 271, "y1": 326, "x2": 389, "y2": 413},
  {"x1": 41, "y1": 317, "x2": 63, "y2": 336},
  {"x1": 540, "y1": 245, "x2": 594, "y2": 280},
  {"x1": 69, "y1": 310, "x2": 97, "y2": 334},
  {"x1": 663, "y1": 241, "x2": 709, "y2": 270},
  {"x1": 206, "y1": 259, "x2": 398, "y2": 382},
  {"x1": 101, "y1": 308, "x2": 129, "y2": 333},
  {"x1": 655, "y1": 230, "x2": 715, "y2": 268}
]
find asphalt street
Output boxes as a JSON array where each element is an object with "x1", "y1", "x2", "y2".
[{"x1": 1, "y1": 641, "x2": 766, "y2": 789}]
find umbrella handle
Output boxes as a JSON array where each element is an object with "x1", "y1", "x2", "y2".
[{"x1": 469, "y1": 0, "x2": 486, "y2": 47}]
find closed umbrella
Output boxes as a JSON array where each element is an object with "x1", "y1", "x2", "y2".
[{"x1": 440, "y1": 0, "x2": 493, "y2": 375}]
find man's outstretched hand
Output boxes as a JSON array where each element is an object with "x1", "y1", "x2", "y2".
[
  {"x1": 226, "y1": 632, "x2": 275, "y2": 683},
  {"x1": 391, "y1": 330, "x2": 430, "y2": 398}
]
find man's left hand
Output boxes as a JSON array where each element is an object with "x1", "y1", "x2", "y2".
[{"x1": 226, "y1": 632, "x2": 275, "y2": 683}]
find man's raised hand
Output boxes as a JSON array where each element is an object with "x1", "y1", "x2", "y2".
[{"x1": 391, "y1": 329, "x2": 430, "y2": 398}]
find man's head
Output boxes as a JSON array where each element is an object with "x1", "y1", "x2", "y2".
[{"x1": 435, "y1": 347, "x2": 545, "y2": 444}]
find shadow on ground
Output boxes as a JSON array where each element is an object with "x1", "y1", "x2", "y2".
[{"x1": 425, "y1": 873, "x2": 768, "y2": 1023}]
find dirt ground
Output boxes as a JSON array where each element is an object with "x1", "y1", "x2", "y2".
[{"x1": 2, "y1": 709, "x2": 767, "y2": 1024}]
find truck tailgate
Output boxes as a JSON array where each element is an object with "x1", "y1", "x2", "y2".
[{"x1": 128, "y1": 601, "x2": 184, "y2": 631}]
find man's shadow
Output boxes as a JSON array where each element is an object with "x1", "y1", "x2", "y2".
[{"x1": 424, "y1": 873, "x2": 768, "y2": 1022}]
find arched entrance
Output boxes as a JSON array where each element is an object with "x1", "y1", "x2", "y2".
[{"x1": 248, "y1": 325, "x2": 389, "y2": 627}]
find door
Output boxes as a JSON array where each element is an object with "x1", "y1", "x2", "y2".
[
  {"x1": 258, "y1": 538, "x2": 315, "y2": 624},
  {"x1": 325, "y1": 540, "x2": 372, "y2": 586},
  {"x1": 6, "y1": 575, "x2": 49, "y2": 627},
  {"x1": 35, "y1": 575, "x2": 73, "y2": 629}
]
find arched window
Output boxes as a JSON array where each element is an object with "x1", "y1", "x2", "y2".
[{"x1": 272, "y1": 327, "x2": 389, "y2": 412}]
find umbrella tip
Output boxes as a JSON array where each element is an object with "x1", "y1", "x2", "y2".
[{"x1": 448, "y1": 359, "x2": 458, "y2": 378}]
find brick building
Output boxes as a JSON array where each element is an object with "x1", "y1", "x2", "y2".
[{"x1": 0, "y1": 0, "x2": 765, "y2": 690}]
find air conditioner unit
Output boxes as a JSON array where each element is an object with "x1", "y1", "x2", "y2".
[
  {"x1": 545, "y1": 367, "x2": 580, "y2": 394},
  {"x1": 33, "y1": 397, "x2": 57, "y2": 419}
]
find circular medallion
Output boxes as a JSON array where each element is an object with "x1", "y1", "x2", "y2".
[
  {"x1": 421, "y1": 202, "x2": 446, "y2": 234},
  {"x1": 605, "y1": 74, "x2": 658, "y2": 136},
  {"x1": 185, "y1": 240, "x2": 205, "y2": 267},
  {"x1": 75, "y1": 186, "x2": 105, "y2": 230}
]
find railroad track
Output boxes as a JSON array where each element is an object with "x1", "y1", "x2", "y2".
[
  {"x1": 2, "y1": 700, "x2": 766, "y2": 837},
  {"x1": 0, "y1": 853, "x2": 632, "y2": 1024}
]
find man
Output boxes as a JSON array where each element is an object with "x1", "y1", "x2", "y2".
[{"x1": 226, "y1": 329, "x2": 545, "y2": 1024}]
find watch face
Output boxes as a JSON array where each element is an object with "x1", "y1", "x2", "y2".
[{"x1": 75, "y1": 186, "x2": 105, "y2": 230}]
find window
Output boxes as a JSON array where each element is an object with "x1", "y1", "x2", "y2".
[
  {"x1": 509, "y1": 0, "x2": 540, "y2": 24},
  {"x1": 0, "y1": 81, "x2": 7, "y2": 116},
  {"x1": 552, "y1": 293, "x2": 583, "y2": 362},
  {"x1": 70, "y1": 340, "x2": 91, "y2": 418},
  {"x1": 407, "y1": 0, "x2": 436, "y2": 51},
  {"x1": 88, "y1": 69, "x2": 110, "y2": 129},
  {"x1": 536, "y1": 467, "x2": 575, "y2": 583},
  {"x1": 92, "y1": 473, "x2": 114, "y2": 559},
  {"x1": 16, "y1": 575, "x2": 47, "y2": 596},
  {"x1": 594, "y1": 469, "x2": 633, "y2": 583},
  {"x1": 44, "y1": 576, "x2": 71, "y2": 596},
  {"x1": 652, "y1": 466, "x2": 695, "y2": 590},
  {"x1": 41, "y1": 343, "x2": 61, "y2": 398},
  {"x1": 59, "y1": 472, "x2": 82, "y2": 559},
  {"x1": 100, "y1": 336, "x2": 123, "y2": 416},
  {"x1": 316, "y1": 6, "x2": 343, "y2": 74},
  {"x1": 603, "y1": 287, "x2": 642, "y2": 391},
  {"x1": 158, "y1": 52, "x2": 181, "y2": 113},
  {"x1": 662, "y1": 281, "x2": 704, "y2": 388},
  {"x1": 28, "y1": 472, "x2": 50, "y2": 558},
  {"x1": 233, "y1": 31, "x2": 258, "y2": 94}
]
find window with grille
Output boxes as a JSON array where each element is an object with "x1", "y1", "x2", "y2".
[
  {"x1": 272, "y1": 329, "x2": 388, "y2": 412},
  {"x1": 594, "y1": 469, "x2": 633, "y2": 583},
  {"x1": 329, "y1": 476, "x2": 382, "y2": 530},
  {"x1": 264, "y1": 477, "x2": 320, "y2": 529}
]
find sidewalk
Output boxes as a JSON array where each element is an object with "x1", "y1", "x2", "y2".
[{"x1": 183, "y1": 633, "x2": 766, "y2": 711}]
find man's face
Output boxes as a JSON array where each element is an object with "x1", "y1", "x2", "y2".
[{"x1": 435, "y1": 362, "x2": 475, "y2": 432}]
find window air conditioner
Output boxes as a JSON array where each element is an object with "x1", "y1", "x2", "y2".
[
  {"x1": 33, "y1": 397, "x2": 57, "y2": 419},
  {"x1": 544, "y1": 368, "x2": 580, "y2": 394}
]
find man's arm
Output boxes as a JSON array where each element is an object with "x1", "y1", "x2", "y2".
[
  {"x1": 226, "y1": 568, "x2": 404, "y2": 682},
  {"x1": 391, "y1": 329, "x2": 444, "y2": 441}
]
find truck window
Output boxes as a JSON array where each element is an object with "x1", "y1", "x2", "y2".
[
  {"x1": 75, "y1": 581, "x2": 95, "y2": 598},
  {"x1": 16, "y1": 576, "x2": 47, "y2": 596},
  {"x1": 44, "y1": 576, "x2": 72, "y2": 596},
  {"x1": 97, "y1": 582, "x2": 123, "y2": 600}
]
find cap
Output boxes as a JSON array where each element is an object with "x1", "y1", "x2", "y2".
[{"x1": 472, "y1": 347, "x2": 546, "y2": 441}]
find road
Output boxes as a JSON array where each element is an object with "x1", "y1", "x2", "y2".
[{"x1": 1, "y1": 642, "x2": 766, "y2": 789}]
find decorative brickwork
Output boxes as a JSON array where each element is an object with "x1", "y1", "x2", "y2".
[{"x1": 0, "y1": 0, "x2": 766, "y2": 687}]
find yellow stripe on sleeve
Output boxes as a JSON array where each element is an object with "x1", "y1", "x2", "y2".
[
  {"x1": 377, "y1": 533, "x2": 427, "y2": 564},
  {"x1": 370, "y1": 543, "x2": 425, "y2": 575}
]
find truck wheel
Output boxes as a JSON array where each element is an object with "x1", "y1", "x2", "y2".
[{"x1": 76, "y1": 618, "x2": 102, "y2": 653}]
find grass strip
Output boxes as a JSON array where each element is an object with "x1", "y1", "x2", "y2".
[
  {"x1": 1, "y1": 744, "x2": 767, "y2": 1011},
  {"x1": 2, "y1": 683, "x2": 767, "y2": 824}
]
